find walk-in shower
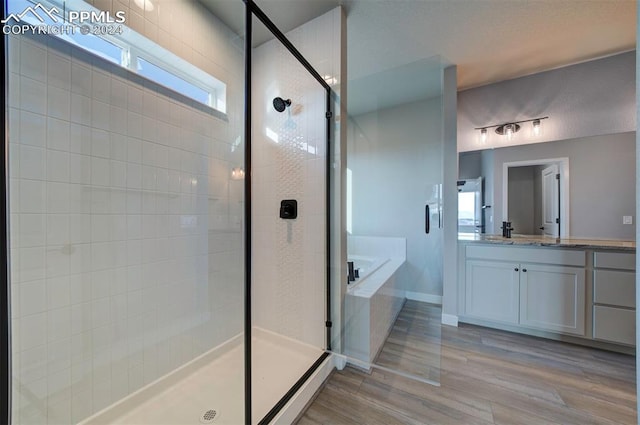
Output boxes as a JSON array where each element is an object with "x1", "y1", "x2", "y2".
[{"x1": 1, "y1": 0, "x2": 333, "y2": 423}]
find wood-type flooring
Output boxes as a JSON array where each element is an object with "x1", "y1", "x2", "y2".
[{"x1": 297, "y1": 300, "x2": 636, "y2": 424}]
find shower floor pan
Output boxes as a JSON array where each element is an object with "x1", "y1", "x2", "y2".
[{"x1": 80, "y1": 328, "x2": 325, "y2": 425}]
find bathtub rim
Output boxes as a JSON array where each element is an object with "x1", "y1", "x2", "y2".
[{"x1": 347, "y1": 255, "x2": 389, "y2": 291}]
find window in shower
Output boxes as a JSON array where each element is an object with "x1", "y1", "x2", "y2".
[
  {"x1": 6, "y1": 0, "x2": 226, "y2": 111},
  {"x1": 136, "y1": 58, "x2": 211, "y2": 106}
]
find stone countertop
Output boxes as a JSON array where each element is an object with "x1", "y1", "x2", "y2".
[{"x1": 458, "y1": 233, "x2": 636, "y2": 251}]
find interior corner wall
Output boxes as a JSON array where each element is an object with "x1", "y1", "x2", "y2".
[
  {"x1": 329, "y1": 7, "x2": 348, "y2": 353},
  {"x1": 487, "y1": 132, "x2": 636, "y2": 240},
  {"x1": 458, "y1": 51, "x2": 636, "y2": 153},
  {"x1": 251, "y1": 8, "x2": 342, "y2": 350},
  {"x1": 349, "y1": 96, "x2": 443, "y2": 297}
]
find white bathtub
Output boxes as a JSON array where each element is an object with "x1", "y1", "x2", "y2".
[
  {"x1": 344, "y1": 236, "x2": 407, "y2": 367},
  {"x1": 348, "y1": 255, "x2": 389, "y2": 290}
]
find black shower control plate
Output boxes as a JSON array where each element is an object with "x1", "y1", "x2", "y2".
[{"x1": 280, "y1": 200, "x2": 297, "y2": 219}]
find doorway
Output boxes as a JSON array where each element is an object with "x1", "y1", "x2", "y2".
[{"x1": 502, "y1": 158, "x2": 569, "y2": 238}]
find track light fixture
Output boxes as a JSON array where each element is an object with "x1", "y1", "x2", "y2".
[{"x1": 475, "y1": 116, "x2": 548, "y2": 142}]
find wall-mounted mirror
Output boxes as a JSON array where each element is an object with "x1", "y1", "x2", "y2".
[{"x1": 459, "y1": 131, "x2": 635, "y2": 240}]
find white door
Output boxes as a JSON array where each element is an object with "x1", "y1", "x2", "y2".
[{"x1": 541, "y1": 164, "x2": 559, "y2": 236}]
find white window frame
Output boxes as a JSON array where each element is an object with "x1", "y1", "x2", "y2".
[{"x1": 13, "y1": 0, "x2": 227, "y2": 113}]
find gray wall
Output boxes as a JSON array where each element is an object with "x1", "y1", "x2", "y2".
[
  {"x1": 508, "y1": 166, "x2": 536, "y2": 235},
  {"x1": 533, "y1": 165, "x2": 545, "y2": 235},
  {"x1": 483, "y1": 132, "x2": 636, "y2": 240},
  {"x1": 348, "y1": 97, "x2": 443, "y2": 297},
  {"x1": 459, "y1": 151, "x2": 482, "y2": 179},
  {"x1": 458, "y1": 51, "x2": 636, "y2": 152}
]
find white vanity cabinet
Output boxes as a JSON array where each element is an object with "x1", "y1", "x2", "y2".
[
  {"x1": 592, "y1": 252, "x2": 635, "y2": 345},
  {"x1": 465, "y1": 259, "x2": 585, "y2": 335},
  {"x1": 459, "y1": 240, "x2": 635, "y2": 349},
  {"x1": 462, "y1": 244, "x2": 586, "y2": 333}
]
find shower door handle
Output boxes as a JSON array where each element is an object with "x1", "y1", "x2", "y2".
[{"x1": 425, "y1": 204, "x2": 430, "y2": 234}]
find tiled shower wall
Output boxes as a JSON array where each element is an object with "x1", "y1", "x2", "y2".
[
  {"x1": 251, "y1": 9, "x2": 342, "y2": 350},
  {"x1": 7, "y1": 1, "x2": 244, "y2": 423}
]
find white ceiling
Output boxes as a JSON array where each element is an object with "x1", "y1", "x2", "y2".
[
  {"x1": 342, "y1": 0, "x2": 636, "y2": 90},
  {"x1": 347, "y1": 57, "x2": 444, "y2": 115},
  {"x1": 200, "y1": 0, "x2": 636, "y2": 111}
]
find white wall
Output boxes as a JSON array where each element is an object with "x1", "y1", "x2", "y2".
[
  {"x1": 251, "y1": 8, "x2": 342, "y2": 350},
  {"x1": 8, "y1": 1, "x2": 245, "y2": 423},
  {"x1": 458, "y1": 51, "x2": 635, "y2": 152},
  {"x1": 348, "y1": 97, "x2": 443, "y2": 297},
  {"x1": 478, "y1": 132, "x2": 636, "y2": 240}
]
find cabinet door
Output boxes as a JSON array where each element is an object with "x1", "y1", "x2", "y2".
[
  {"x1": 465, "y1": 260, "x2": 520, "y2": 324},
  {"x1": 519, "y1": 264, "x2": 586, "y2": 335}
]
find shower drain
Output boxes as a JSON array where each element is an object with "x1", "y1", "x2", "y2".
[{"x1": 199, "y1": 409, "x2": 218, "y2": 424}]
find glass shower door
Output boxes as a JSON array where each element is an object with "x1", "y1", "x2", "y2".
[
  {"x1": 342, "y1": 57, "x2": 445, "y2": 385},
  {"x1": 5, "y1": 0, "x2": 246, "y2": 422},
  {"x1": 250, "y1": 11, "x2": 329, "y2": 424}
]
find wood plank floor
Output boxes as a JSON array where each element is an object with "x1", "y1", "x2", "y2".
[
  {"x1": 373, "y1": 300, "x2": 442, "y2": 383},
  {"x1": 297, "y1": 300, "x2": 637, "y2": 424}
]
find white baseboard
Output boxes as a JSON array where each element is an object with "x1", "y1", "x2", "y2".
[
  {"x1": 405, "y1": 291, "x2": 442, "y2": 305},
  {"x1": 272, "y1": 353, "x2": 335, "y2": 424},
  {"x1": 345, "y1": 355, "x2": 372, "y2": 371},
  {"x1": 333, "y1": 353, "x2": 348, "y2": 371},
  {"x1": 441, "y1": 313, "x2": 459, "y2": 327}
]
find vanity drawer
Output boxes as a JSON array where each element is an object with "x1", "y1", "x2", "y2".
[
  {"x1": 593, "y1": 270, "x2": 636, "y2": 308},
  {"x1": 593, "y1": 305, "x2": 635, "y2": 346},
  {"x1": 594, "y1": 252, "x2": 635, "y2": 271}
]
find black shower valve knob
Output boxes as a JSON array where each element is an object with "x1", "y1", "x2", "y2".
[{"x1": 280, "y1": 199, "x2": 297, "y2": 219}]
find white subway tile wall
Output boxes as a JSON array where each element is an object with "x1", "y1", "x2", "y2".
[
  {"x1": 8, "y1": 1, "x2": 244, "y2": 423},
  {"x1": 251, "y1": 11, "x2": 338, "y2": 350}
]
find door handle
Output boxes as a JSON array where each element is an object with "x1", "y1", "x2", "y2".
[
  {"x1": 425, "y1": 204, "x2": 430, "y2": 234},
  {"x1": 539, "y1": 227, "x2": 545, "y2": 230}
]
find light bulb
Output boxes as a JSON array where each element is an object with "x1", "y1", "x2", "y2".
[
  {"x1": 480, "y1": 128, "x2": 487, "y2": 143},
  {"x1": 532, "y1": 119, "x2": 541, "y2": 136},
  {"x1": 505, "y1": 124, "x2": 514, "y2": 140},
  {"x1": 231, "y1": 167, "x2": 245, "y2": 180}
]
